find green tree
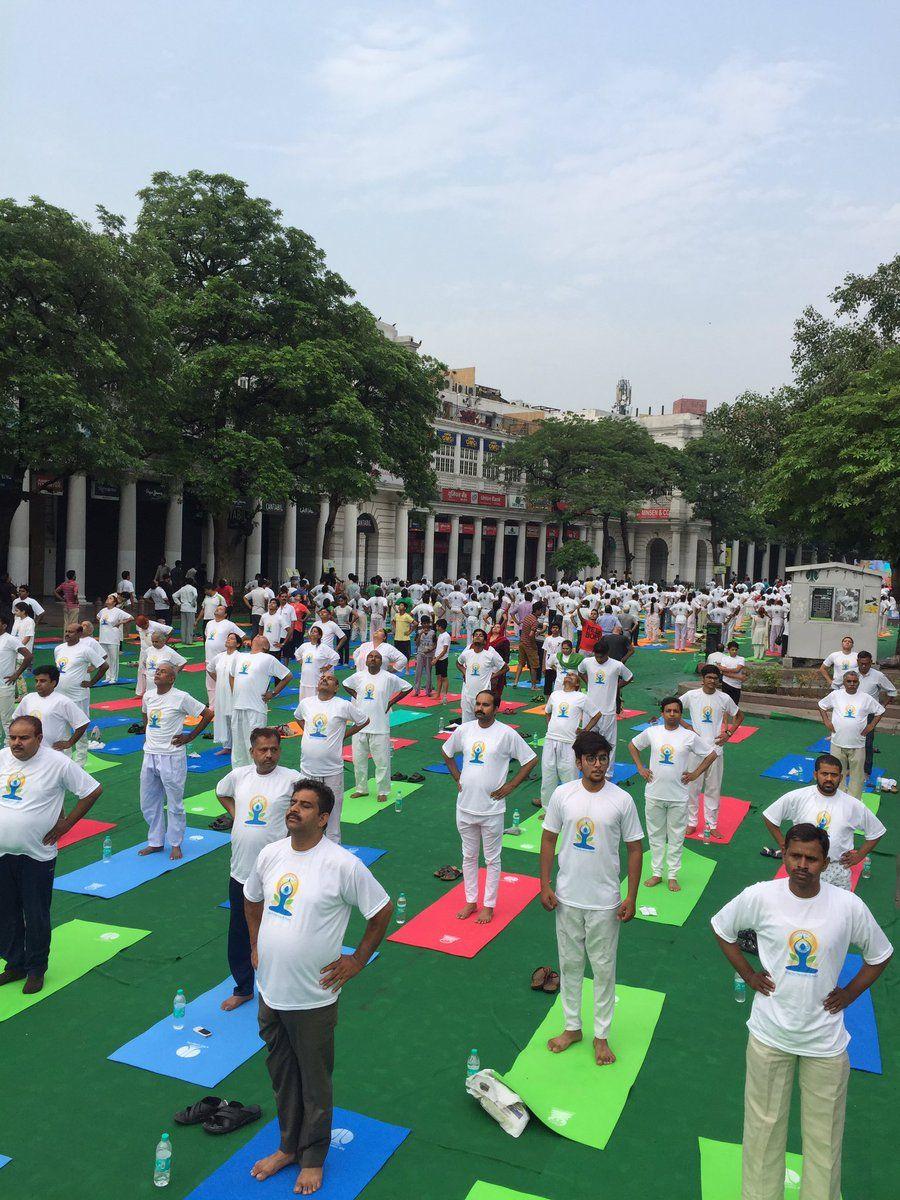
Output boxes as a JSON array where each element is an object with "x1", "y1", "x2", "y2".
[
  {"x1": 0, "y1": 197, "x2": 172, "y2": 575},
  {"x1": 550, "y1": 538, "x2": 599, "y2": 579}
]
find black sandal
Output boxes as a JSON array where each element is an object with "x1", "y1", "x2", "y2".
[
  {"x1": 434, "y1": 865, "x2": 462, "y2": 881},
  {"x1": 391, "y1": 772, "x2": 409, "y2": 781},
  {"x1": 531, "y1": 966, "x2": 552, "y2": 990},
  {"x1": 760, "y1": 846, "x2": 782, "y2": 859},
  {"x1": 209, "y1": 815, "x2": 233, "y2": 832},
  {"x1": 202, "y1": 1100, "x2": 262, "y2": 1135},
  {"x1": 174, "y1": 1096, "x2": 226, "y2": 1125},
  {"x1": 542, "y1": 970, "x2": 560, "y2": 994},
  {"x1": 407, "y1": 772, "x2": 425, "y2": 783}
]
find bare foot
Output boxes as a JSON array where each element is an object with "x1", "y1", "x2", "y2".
[
  {"x1": 475, "y1": 906, "x2": 494, "y2": 924},
  {"x1": 169, "y1": 845, "x2": 183, "y2": 861},
  {"x1": 643, "y1": 875, "x2": 662, "y2": 888},
  {"x1": 547, "y1": 1028, "x2": 582, "y2": 1054},
  {"x1": 215, "y1": 747, "x2": 231, "y2": 756},
  {"x1": 456, "y1": 902, "x2": 478, "y2": 920},
  {"x1": 221, "y1": 992, "x2": 253, "y2": 1011},
  {"x1": 251, "y1": 1149, "x2": 295, "y2": 1181},
  {"x1": 594, "y1": 1037, "x2": 616, "y2": 1065},
  {"x1": 668, "y1": 878, "x2": 681, "y2": 892},
  {"x1": 350, "y1": 791, "x2": 367, "y2": 799},
  {"x1": 294, "y1": 1166, "x2": 323, "y2": 1195},
  {"x1": 138, "y1": 844, "x2": 164, "y2": 856},
  {"x1": 710, "y1": 828, "x2": 726, "y2": 840},
  {"x1": 684, "y1": 826, "x2": 698, "y2": 837},
  {"x1": 377, "y1": 794, "x2": 389, "y2": 804}
]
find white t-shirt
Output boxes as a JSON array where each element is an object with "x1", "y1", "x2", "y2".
[
  {"x1": 13, "y1": 691, "x2": 89, "y2": 748},
  {"x1": 295, "y1": 642, "x2": 340, "y2": 689},
  {"x1": 711, "y1": 879, "x2": 892, "y2": 1057},
  {"x1": 144, "y1": 645, "x2": 187, "y2": 688},
  {"x1": 20, "y1": 597, "x2": 44, "y2": 618},
  {"x1": 434, "y1": 631, "x2": 452, "y2": 661},
  {"x1": 312, "y1": 619, "x2": 345, "y2": 651},
  {"x1": 457, "y1": 647, "x2": 505, "y2": 698},
  {"x1": 856, "y1": 669, "x2": 897, "y2": 701},
  {"x1": 443, "y1": 720, "x2": 536, "y2": 818},
  {"x1": 762, "y1": 786, "x2": 886, "y2": 862},
  {"x1": 261, "y1": 612, "x2": 286, "y2": 649},
  {"x1": 245, "y1": 586, "x2": 269, "y2": 616},
  {"x1": 353, "y1": 640, "x2": 407, "y2": 674},
  {"x1": 142, "y1": 687, "x2": 206, "y2": 755},
  {"x1": 343, "y1": 670, "x2": 411, "y2": 735},
  {"x1": 172, "y1": 584, "x2": 198, "y2": 612},
  {"x1": 0, "y1": 745, "x2": 99, "y2": 861},
  {"x1": 118, "y1": 578, "x2": 136, "y2": 598},
  {"x1": 217, "y1": 764, "x2": 301, "y2": 884},
  {"x1": 818, "y1": 690, "x2": 883, "y2": 749},
  {"x1": 823, "y1": 651, "x2": 858, "y2": 688},
  {"x1": 144, "y1": 586, "x2": 169, "y2": 611},
  {"x1": 96, "y1": 606, "x2": 131, "y2": 646},
  {"x1": 232, "y1": 653, "x2": 290, "y2": 713},
  {"x1": 0, "y1": 633, "x2": 26, "y2": 689},
  {"x1": 244, "y1": 836, "x2": 390, "y2": 1010},
  {"x1": 631, "y1": 724, "x2": 699, "y2": 803},
  {"x1": 205, "y1": 618, "x2": 245, "y2": 665},
  {"x1": 54, "y1": 639, "x2": 107, "y2": 702},
  {"x1": 200, "y1": 592, "x2": 227, "y2": 620},
  {"x1": 670, "y1": 601, "x2": 690, "y2": 625},
  {"x1": 577, "y1": 656, "x2": 633, "y2": 716},
  {"x1": 138, "y1": 620, "x2": 173, "y2": 650},
  {"x1": 296, "y1": 695, "x2": 361, "y2": 776},
  {"x1": 544, "y1": 690, "x2": 590, "y2": 746},
  {"x1": 12, "y1": 615, "x2": 35, "y2": 648},
  {"x1": 681, "y1": 687, "x2": 739, "y2": 756},
  {"x1": 543, "y1": 778, "x2": 644, "y2": 910},
  {"x1": 707, "y1": 652, "x2": 745, "y2": 691}
]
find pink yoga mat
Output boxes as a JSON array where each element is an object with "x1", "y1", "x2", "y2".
[
  {"x1": 388, "y1": 869, "x2": 541, "y2": 957},
  {"x1": 181, "y1": 662, "x2": 207, "y2": 673},
  {"x1": 685, "y1": 794, "x2": 750, "y2": 844},
  {"x1": 776, "y1": 860, "x2": 863, "y2": 891},
  {"x1": 57, "y1": 818, "x2": 116, "y2": 849},
  {"x1": 618, "y1": 709, "x2": 646, "y2": 720},
  {"x1": 341, "y1": 737, "x2": 417, "y2": 760},
  {"x1": 398, "y1": 693, "x2": 460, "y2": 709},
  {"x1": 724, "y1": 724, "x2": 758, "y2": 744},
  {"x1": 92, "y1": 696, "x2": 143, "y2": 711}
]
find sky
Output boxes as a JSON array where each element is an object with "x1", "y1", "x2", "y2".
[{"x1": 3, "y1": 1, "x2": 898, "y2": 413}]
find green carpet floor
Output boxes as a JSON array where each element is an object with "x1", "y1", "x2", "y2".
[{"x1": 0, "y1": 629, "x2": 896, "y2": 1198}]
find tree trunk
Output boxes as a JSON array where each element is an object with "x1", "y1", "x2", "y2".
[
  {"x1": 0, "y1": 474, "x2": 27, "y2": 581},
  {"x1": 321, "y1": 494, "x2": 341, "y2": 563},
  {"x1": 600, "y1": 513, "x2": 611, "y2": 576},
  {"x1": 619, "y1": 512, "x2": 634, "y2": 578},
  {"x1": 212, "y1": 509, "x2": 248, "y2": 587}
]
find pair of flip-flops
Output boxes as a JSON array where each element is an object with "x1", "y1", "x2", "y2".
[
  {"x1": 209, "y1": 815, "x2": 233, "y2": 832},
  {"x1": 127, "y1": 722, "x2": 143, "y2": 734},
  {"x1": 530, "y1": 966, "x2": 560, "y2": 993},
  {"x1": 760, "y1": 846, "x2": 782, "y2": 859},
  {"x1": 392, "y1": 772, "x2": 425, "y2": 783},
  {"x1": 434, "y1": 865, "x2": 463, "y2": 881},
  {"x1": 174, "y1": 1096, "x2": 261, "y2": 1135}
]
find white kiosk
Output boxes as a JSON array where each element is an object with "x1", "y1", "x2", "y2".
[{"x1": 785, "y1": 562, "x2": 882, "y2": 662}]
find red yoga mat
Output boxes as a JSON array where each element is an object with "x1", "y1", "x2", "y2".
[
  {"x1": 685, "y1": 794, "x2": 750, "y2": 844},
  {"x1": 92, "y1": 696, "x2": 143, "y2": 711},
  {"x1": 724, "y1": 724, "x2": 759, "y2": 744},
  {"x1": 398, "y1": 693, "x2": 460, "y2": 708},
  {"x1": 341, "y1": 737, "x2": 417, "y2": 761},
  {"x1": 618, "y1": 709, "x2": 647, "y2": 720},
  {"x1": 388, "y1": 869, "x2": 541, "y2": 958},
  {"x1": 776, "y1": 860, "x2": 863, "y2": 891},
  {"x1": 181, "y1": 662, "x2": 208, "y2": 673},
  {"x1": 57, "y1": 818, "x2": 116, "y2": 849}
]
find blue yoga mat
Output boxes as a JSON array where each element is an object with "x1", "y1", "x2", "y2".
[
  {"x1": 87, "y1": 715, "x2": 135, "y2": 731},
  {"x1": 611, "y1": 761, "x2": 637, "y2": 784},
  {"x1": 761, "y1": 754, "x2": 816, "y2": 783},
  {"x1": 343, "y1": 845, "x2": 386, "y2": 867},
  {"x1": 94, "y1": 678, "x2": 137, "y2": 687},
  {"x1": 0, "y1": 1155, "x2": 10, "y2": 1169},
  {"x1": 426, "y1": 754, "x2": 463, "y2": 775},
  {"x1": 95, "y1": 734, "x2": 146, "y2": 756},
  {"x1": 54, "y1": 830, "x2": 230, "y2": 897},
  {"x1": 631, "y1": 721, "x2": 655, "y2": 732},
  {"x1": 187, "y1": 748, "x2": 231, "y2": 773},
  {"x1": 108, "y1": 978, "x2": 263, "y2": 1086},
  {"x1": 866, "y1": 767, "x2": 885, "y2": 789},
  {"x1": 805, "y1": 736, "x2": 831, "y2": 754},
  {"x1": 184, "y1": 1107, "x2": 410, "y2": 1200},
  {"x1": 840, "y1": 952, "x2": 882, "y2": 1073}
]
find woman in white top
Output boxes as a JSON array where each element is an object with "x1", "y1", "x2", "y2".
[
  {"x1": 11, "y1": 602, "x2": 35, "y2": 699},
  {"x1": 294, "y1": 626, "x2": 340, "y2": 699},
  {"x1": 96, "y1": 594, "x2": 134, "y2": 685},
  {"x1": 210, "y1": 633, "x2": 241, "y2": 753}
]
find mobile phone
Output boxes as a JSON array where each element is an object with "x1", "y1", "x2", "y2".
[{"x1": 193, "y1": 1026, "x2": 213, "y2": 1037}]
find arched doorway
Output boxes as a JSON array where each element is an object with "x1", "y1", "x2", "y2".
[
  {"x1": 357, "y1": 513, "x2": 379, "y2": 582},
  {"x1": 646, "y1": 537, "x2": 668, "y2": 583},
  {"x1": 694, "y1": 539, "x2": 708, "y2": 585}
]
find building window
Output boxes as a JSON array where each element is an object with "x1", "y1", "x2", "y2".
[
  {"x1": 435, "y1": 443, "x2": 456, "y2": 473},
  {"x1": 483, "y1": 449, "x2": 500, "y2": 481},
  {"x1": 459, "y1": 443, "x2": 479, "y2": 476}
]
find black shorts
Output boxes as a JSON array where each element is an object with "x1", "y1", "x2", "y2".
[
  {"x1": 722, "y1": 682, "x2": 742, "y2": 706},
  {"x1": 435, "y1": 659, "x2": 448, "y2": 678}
]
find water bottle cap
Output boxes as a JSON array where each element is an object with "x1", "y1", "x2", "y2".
[{"x1": 161, "y1": 1132, "x2": 169, "y2": 1141}]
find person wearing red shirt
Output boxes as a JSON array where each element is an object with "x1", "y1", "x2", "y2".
[
  {"x1": 55, "y1": 571, "x2": 80, "y2": 629},
  {"x1": 218, "y1": 579, "x2": 234, "y2": 614}
]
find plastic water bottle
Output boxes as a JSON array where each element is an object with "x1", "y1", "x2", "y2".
[
  {"x1": 102, "y1": 835, "x2": 112, "y2": 862},
  {"x1": 153, "y1": 1132, "x2": 171, "y2": 1187},
  {"x1": 438, "y1": 714, "x2": 445, "y2": 733},
  {"x1": 512, "y1": 808, "x2": 521, "y2": 829},
  {"x1": 863, "y1": 855, "x2": 872, "y2": 880},
  {"x1": 89, "y1": 724, "x2": 103, "y2": 745},
  {"x1": 172, "y1": 987, "x2": 186, "y2": 1030},
  {"x1": 467, "y1": 1048, "x2": 480, "y2": 1077},
  {"x1": 394, "y1": 792, "x2": 403, "y2": 813},
  {"x1": 396, "y1": 893, "x2": 407, "y2": 925},
  {"x1": 702, "y1": 822, "x2": 711, "y2": 844},
  {"x1": 734, "y1": 973, "x2": 746, "y2": 1004}
]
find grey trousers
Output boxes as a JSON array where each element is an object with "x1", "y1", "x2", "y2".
[{"x1": 258, "y1": 996, "x2": 338, "y2": 1168}]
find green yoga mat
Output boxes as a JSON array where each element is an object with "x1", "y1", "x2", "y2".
[
  {"x1": 342, "y1": 779, "x2": 422, "y2": 823},
  {"x1": 0, "y1": 919, "x2": 150, "y2": 1022},
  {"x1": 624, "y1": 844, "x2": 716, "y2": 926},
  {"x1": 184, "y1": 787, "x2": 229, "y2": 818},
  {"x1": 861, "y1": 790, "x2": 880, "y2": 817},
  {"x1": 84, "y1": 752, "x2": 121, "y2": 775},
  {"x1": 502, "y1": 980, "x2": 665, "y2": 1150},
  {"x1": 698, "y1": 1136, "x2": 842, "y2": 1199},
  {"x1": 502, "y1": 809, "x2": 546, "y2": 854},
  {"x1": 466, "y1": 1183, "x2": 549, "y2": 1200},
  {"x1": 389, "y1": 709, "x2": 428, "y2": 728}
]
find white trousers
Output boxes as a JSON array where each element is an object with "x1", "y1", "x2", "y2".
[
  {"x1": 352, "y1": 731, "x2": 391, "y2": 796},
  {"x1": 674, "y1": 620, "x2": 688, "y2": 650},
  {"x1": 450, "y1": 611, "x2": 463, "y2": 637},
  {"x1": 180, "y1": 610, "x2": 196, "y2": 643},
  {"x1": 301, "y1": 767, "x2": 345, "y2": 843},
  {"x1": 70, "y1": 695, "x2": 90, "y2": 767},
  {"x1": 103, "y1": 642, "x2": 120, "y2": 684},
  {"x1": 140, "y1": 751, "x2": 188, "y2": 847},
  {"x1": 0, "y1": 686, "x2": 16, "y2": 747},
  {"x1": 592, "y1": 711, "x2": 618, "y2": 779},
  {"x1": 460, "y1": 694, "x2": 477, "y2": 724},
  {"x1": 645, "y1": 797, "x2": 689, "y2": 878},
  {"x1": 205, "y1": 669, "x2": 216, "y2": 708},
  {"x1": 136, "y1": 649, "x2": 147, "y2": 696},
  {"x1": 556, "y1": 902, "x2": 621, "y2": 1039},
  {"x1": 541, "y1": 738, "x2": 577, "y2": 807},
  {"x1": 456, "y1": 811, "x2": 505, "y2": 908},
  {"x1": 231, "y1": 707, "x2": 267, "y2": 769},
  {"x1": 465, "y1": 615, "x2": 478, "y2": 640},
  {"x1": 687, "y1": 750, "x2": 724, "y2": 828}
]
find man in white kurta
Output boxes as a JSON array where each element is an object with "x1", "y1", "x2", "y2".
[
  {"x1": 343, "y1": 652, "x2": 411, "y2": 803},
  {"x1": 230, "y1": 637, "x2": 292, "y2": 769},
  {"x1": 295, "y1": 673, "x2": 368, "y2": 842}
]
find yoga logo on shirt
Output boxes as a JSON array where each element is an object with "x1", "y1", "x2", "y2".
[
  {"x1": 310, "y1": 713, "x2": 328, "y2": 738},
  {"x1": 245, "y1": 796, "x2": 268, "y2": 826},
  {"x1": 844, "y1": 705, "x2": 856, "y2": 718},
  {"x1": 238, "y1": 661, "x2": 250, "y2": 676},
  {"x1": 268, "y1": 872, "x2": 299, "y2": 916},
  {"x1": 558, "y1": 703, "x2": 570, "y2": 719},
  {"x1": 1, "y1": 773, "x2": 25, "y2": 804},
  {"x1": 469, "y1": 741, "x2": 486, "y2": 765},
  {"x1": 815, "y1": 810, "x2": 831, "y2": 831},
  {"x1": 701, "y1": 705, "x2": 714, "y2": 724},
  {"x1": 573, "y1": 818, "x2": 596, "y2": 851},
  {"x1": 147, "y1": 710, "x2": 162, "y2": 729},
  {"x1": 595, "y1": 670, "x2": 606, "y2": 685},
  {"x1": 658, "y1": 744, "x2": 676, "y2": 766},
  {"x1": 785, "y1": 929, "x2": 819, "y2": 976},
  {"x1": 304, "y1": 654, "x2": 313, "y2": 665},
  {"x1": 57, "y1": 657, "x2": 68, "y2": 673}
]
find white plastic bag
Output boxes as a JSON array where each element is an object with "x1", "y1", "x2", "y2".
[{"x1": 465, "y1": 1069, "x2": 530, "y2": 1138}]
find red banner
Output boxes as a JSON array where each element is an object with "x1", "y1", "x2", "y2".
[
  {"x1": 637, "y1": 507, "x2": 670, "y2": 520},
  {"x1": 579, "y1": 618, "x2": 603, "y2": 653}
]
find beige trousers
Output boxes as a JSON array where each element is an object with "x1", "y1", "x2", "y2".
[
  {"x1": 832, "y1": 744, "x2": 865, "y2": 798},
  {"x1": 742, "y1": 1034, "x2": 849, "y2": 1200}
]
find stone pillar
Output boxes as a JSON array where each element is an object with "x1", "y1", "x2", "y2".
[
  {"x1": 204, "y1": 513, "x2": 215, "y2": 582},
  {"x1": 684, "y1": 529, "x2": 699, "y2": 585},
  {"x1": 776, "y1": 544, "x2": 787, "y2": 580},
  {"x1": 471, "y1": 516, "x2": 483, "y2": 581},
  {"x1": 536, "y1": 523, "x2": 547, "y2": 577},
  {"x1": 7, "y1": 471, "x2": 30, "y2": 585},
  {"x1": 760, "y1": 542, "x2": 772, "y2": 582},
  {"x1": 594, "y1": 526, "x2": 604, "y2": 577},
  {"x1": 447, "y1": 514, "x2": 460, "y2": 580},
  {"x1": 731, "y1": 539, "x2": 740, "y2": 582},
  {"x1": 394, "y1": 501, "x2": 410, "y2": 581},
  {"x1": 313, "y1": 498, "x2": 329, "y2": 582},
  {"x1": 281, "y1": 502, "x2": 298, "y2": 581},
  {"x1": 670, "y1": 525, "x2": 682, "y2": 583},
  {"x1": 514, "y1": 521, "x2": 526, "y2": 580},
  {"x1": 745, "y1": 541, "x2": 756, "y2": 581},
  {"x1": 342, "y1": 503, "x2": 358, "y2": 579},
  {"x1": 493, "y1": 519, "x2": 505, "y2": 581},
  {"x1": 245, "y1": 502, "x2": 263, "y2": 584},
  {"x1": 423, "y1": 513, "x2": 435, "y2": 582},
  {"x1": 794, "y1": 543, "x2": 803, "y2": 566},
  {"x1": 164, "y1": 484, "x2": 183, "y2": 567},
  {"x1": 65, "y1": 473, "x2": 88, "y2": 585},
  {"x1": 117, "y1": 477, "x2": 137, "y2": 581}
]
